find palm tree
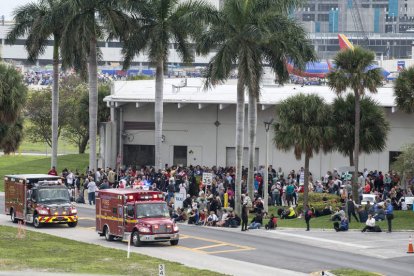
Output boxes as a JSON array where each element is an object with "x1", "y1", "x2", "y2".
[
  {"x1": 0, "y1": 116, "x2": 24, "y2": 155},
  {"x1": 327, "y1": 47, "x2": 383, "y2": 203},
  {"x1": 332, "y1": 94, "x2": 390, "y2": 166},
  {"x1": 0, "y1": 63, "x2": 27, "y2": 126},
  {"x1": 6, "y1": 0, "x2": 64, "y2": 168},
  {"x1": 60, "y1": 0, "x2": 131, "y2": 172},
  {"x1": 120, "y1": 0, "x2": 215, "y2": 171},
  {"x1": 395, "y1": 66, "x2": 414, "y2": 113},
  {"x1": 196, "y1": 0, "x2": 316, "y2": 212},
  {"x1": 274, "y1": 94, "x2": 333, "y2": 209}
]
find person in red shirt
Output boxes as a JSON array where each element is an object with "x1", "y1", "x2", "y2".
[{"x1": 48, "y1": 166, "x2": 58, "y2": 176}]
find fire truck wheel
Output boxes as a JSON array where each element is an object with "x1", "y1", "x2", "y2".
[
  {"x1": 131, "y1": 231, "x2": 141, "y2": 247},
  {"x1": 104, "y1": 226, "x2": 114, "y2": 241},
  {"x1": 33, "y1": 215, "x2": 42, "y2": 228},
  {"x1": 170, "y1": 240, "x2": 179, "y2": 246},
  {"x1": 10, "y1": 209, "x2": 18, "y2": 223},
  {"x1": 68, "y1": 222, "x2": 78, "y2": 228}
]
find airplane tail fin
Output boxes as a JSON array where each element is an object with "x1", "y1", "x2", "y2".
[{"x1": 338, "y1": 34, "x2": 354, "y2": 50}]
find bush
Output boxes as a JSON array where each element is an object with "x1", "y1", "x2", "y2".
[{"x1": 296, "y1": 192, "x2": 341, "y2": 215}]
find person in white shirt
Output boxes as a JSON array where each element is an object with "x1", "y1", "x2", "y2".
[
  {"x1": 205, "y1": 211, "x2": 218, "y2": 226},
  {"x1": 361, "y1": 214, "x2": 377, "y2": 232},
  {"x1": 87, "y1": 178, "x2": 97, "y2": 205}
]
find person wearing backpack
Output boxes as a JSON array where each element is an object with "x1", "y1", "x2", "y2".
[{"x1": 304, "y1": 204, "x2": 312, "y2": 231}]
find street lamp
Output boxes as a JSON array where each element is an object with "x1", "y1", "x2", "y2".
[{"x1": 263, "y1": 118, "x2": 274, "y2": 213}]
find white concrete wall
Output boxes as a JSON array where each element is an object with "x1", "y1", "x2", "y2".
[{"x1": 114, "y1": 102, "x2": 414, "y2": 180}]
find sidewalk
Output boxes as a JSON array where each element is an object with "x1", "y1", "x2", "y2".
[{"x1": 0, "y1": 214, "x2": 306, "y2": 276}]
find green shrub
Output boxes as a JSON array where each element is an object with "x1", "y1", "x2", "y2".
[{"x1": 296, "y1": 192, "x2": 342, "y2": 215}]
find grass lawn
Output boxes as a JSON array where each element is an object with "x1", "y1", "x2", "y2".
[
  {"x1": 251, "y1": 206, "x2": 414, "y2": 231},
  {"x1": 0, "y1": 225, "x2": 223, "y2": 276},
  {"x1": 18, "y1": 140, "x2": 79, "y2": 155},
  {"x1": 330, "y1": 268, "x2": 382, "y2": 276},
  {"x1": 0, "y1": 154, "x2": 88, "y2": 191}
]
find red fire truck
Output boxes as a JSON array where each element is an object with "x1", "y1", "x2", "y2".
[
  {"x1": 4, "y1": 174, "x2": 78, "y2": 228},
  {"x1": 96, "y1": 189, "x2": 179, "y2": 246}
]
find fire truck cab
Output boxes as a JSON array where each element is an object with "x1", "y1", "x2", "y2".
[
  {"x1": 4, "y1": 174, "x2": 78, "y2": 228},
  {"x1": 96, "y1": 189, "x2": 179, "y2": 246}
]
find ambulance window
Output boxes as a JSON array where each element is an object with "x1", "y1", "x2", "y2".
[
  {"x1": 112, "y1": 208, "x2": 117, "y2": 214},
  {"x1": 127, "y1": 205, "x2": 134, "y2": 217}
]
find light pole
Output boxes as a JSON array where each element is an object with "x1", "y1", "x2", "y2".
[{"x1": 263, "y1": 118, "x2": 274, "y2": 213}]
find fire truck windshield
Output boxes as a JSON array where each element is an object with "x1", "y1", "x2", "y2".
[
  {"x1": 38, "y1": 188, "x2": 70, "y2": 203},
  {"x1": 136, "y1": 203, "x2": 169, "y2": 219}
]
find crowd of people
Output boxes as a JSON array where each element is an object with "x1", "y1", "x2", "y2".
[{"x1": 48, "y1": 164, "x2": 413, "y2": 233}]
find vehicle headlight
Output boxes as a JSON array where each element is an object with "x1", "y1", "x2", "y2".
[
  {"x1": 139, "y1": 227, "x2": 151, "y2": 233},
  {"x1": 71, "y1": 208, "x2": 77, "y2": 214},
  {"x1": 173, "y1": 224, "x2": 179, "y2": 232},
  {"x1": 38, "y1": 209, "x2": 49, "y2": 215}
]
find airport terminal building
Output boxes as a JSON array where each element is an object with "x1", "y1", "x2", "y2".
[{"x1": 100, "y1": 78, "x2": 413, "y2": 180}]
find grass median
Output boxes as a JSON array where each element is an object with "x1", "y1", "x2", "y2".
[
  {"x1": 251, "y1": 206, "x2": 414, "y2": 231},
  {"x1": 0, "y1": 225, "x2": 223, "y2": 276},
  {"x1": 0, "y1": 154, "x2": 88, "y2": 191}
]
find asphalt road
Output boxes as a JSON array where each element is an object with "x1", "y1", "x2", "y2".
[{"x1": 2, "y1": 194, "x2": 414, "y2": 275}]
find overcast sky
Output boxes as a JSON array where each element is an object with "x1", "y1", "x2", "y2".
[{"x1": 1, "y1": 0, "x2": 31, "y2": 20}]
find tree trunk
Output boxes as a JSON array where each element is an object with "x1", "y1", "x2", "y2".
[
  {"x1": 353, "y1": 91, "x2": 361, "y2": 203},
  {"x1": 51, "y1": 36, "x2": 59, "y2": 169},
  {"x1": 234, "y1": 75, "x2": 245, "y2": 216},
  {"x1": 88, "y1": 38, "x2": 98, "y2": 172},
  {"x1": 303, "y1": 153, "x2": 310, "y2": 210},
  {"x1": 154, "y1": 59, "x2": 164, "y2": 170},
  {"x1": 247, "y1": 92, "x2": 257, "y2": 200},
  {"x1": 349, "y1": 150, "x2": 354, "y2": 166},
  {"x1": 79, "y1": 134, "x2": 89, "y2": 154}
]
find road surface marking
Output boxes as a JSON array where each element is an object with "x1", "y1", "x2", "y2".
[
  {"x1": 269, "y1": 231, "x2": 369, "y2": 249},
  {"x1": 177, "y1": 234, "x2": 255, "y2": 254},
  {"x1": 206, "y1": 248, "x2": 254, "y2": 254},
  {"x1": 193, "y1": 243, "x2": 228, "y2": 250}
]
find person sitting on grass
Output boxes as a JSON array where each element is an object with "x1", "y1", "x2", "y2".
[
  {"x1": 361, "y1": 214, "x2": 381, "y2": 232},
  {"x1": 331, "y1": 207, "x2": 345, "y2": 221},
  {"x1": 333, "y1": 216, "x2": 349, "y2": 232},
  {"x1": 265, "y1": 214, "x2": 277, "y2": 230},
  {"x1": 196, "y1": 209, "x2": 207, "y2": 226},
  {"x1": 205, "y1": 211, "x2": 219, "y2": 226},
  {"x1": 248, "y1": 212, "x2": 263, "y2": 229},
  {"x1": 227, "y1": 210, "x2": 241, "y2": 228},
  {"x1": 188, "y1": 208, "x2": 199, "y2": 225},
  {"x1": 281, "y1": 206, "x2": 296, "y2": 219},
  {"x1": 216, "y1": 209, "x2": 229, "y2": 227}
]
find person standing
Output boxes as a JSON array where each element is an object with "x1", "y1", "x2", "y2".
[
  {"x1": 304, "y1": 204, "x2": 312, "y2": 231},
  {"x1": 385, "y1": 199, "x2": 394, "y2": 233},
  {"x1": 87, "y1": 177, "x2": 97, "y2": 205},
  {"x1": 241, "y1": 196, "x2": 249, "y2": 231},
  {"x1": 347, "y1": 196, "x2": 359, "y2": 223}
]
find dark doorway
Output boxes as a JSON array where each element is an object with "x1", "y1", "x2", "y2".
[
  {"x1": 174, "y1": 146, "x2": 187, "y2": 166},
  {"x1": 123, "y1": 145, "x2": 155, "y2": 167},
  {"x1": 389, "y1": 151, "x2": 402, "y2": 169}
]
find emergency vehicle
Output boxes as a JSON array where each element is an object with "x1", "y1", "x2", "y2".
[
  {"x1": 4, "y1": 174, "x2": 78, "y2": 228},
  {"x1": 96, "y1": 189, "x2": 179, "y2": 246}
]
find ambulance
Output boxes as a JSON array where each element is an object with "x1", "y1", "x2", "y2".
[{"x1": 96, "y1": 189, "x2": 179, "y2": 246}]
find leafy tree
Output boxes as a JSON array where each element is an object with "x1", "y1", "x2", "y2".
[
  {"x1": 60, "y1": 0, "x2": 131, "y2": 171},
  {"x1": 64, "y1": 82, "x2": 110, "y2": 153},
  {"x1": 120, "y1": 0, "x2": 215, "y2": 171},
  {"x1": 274, "y1": 94, "x2": 333, "y2": 209},
  {"x1": 394, "y1": 66, "x2": 414, "y2": 113},
  {"x1": 391, "y1": 144, "x2": 414, "y2": 192},
  {"x1": 327, "y1": 47, "x2": 383, "y2": 203},
  {"x1": 332, "y1": 94, "x2": 390, "y2": 166},
  {"x1": 0, "y1": 63, "x2": 27, "y2": 146},
  {"x1": 25, "y1": 87, "x2": 72, "y2": 147},
  {"x1": 0, "y1": 116, "x2": 24, "y2": 154},
  {"x1": 196, "y1": 0, "x2": 316, "y2": 211},
  {"x1": 7, "y1": 0, "x2": 66, "y2": 168}
]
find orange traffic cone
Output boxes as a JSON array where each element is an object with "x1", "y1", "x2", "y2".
[{"x1": 407, "y1": 236, "x2": 414, "y2": 254}]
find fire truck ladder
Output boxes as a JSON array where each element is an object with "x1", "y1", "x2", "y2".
[{"x1": 350, "y1": 0, "x2": 369, "y2": 47}]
